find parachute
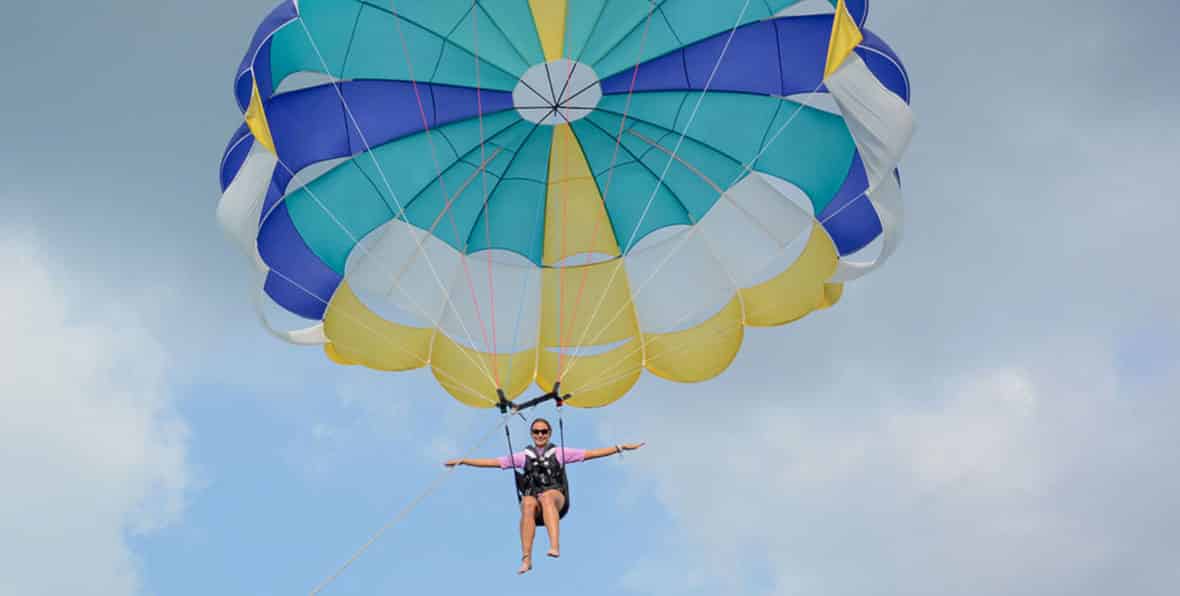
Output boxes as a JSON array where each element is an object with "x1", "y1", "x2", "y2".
[{"x1": 218, "y1": 0, "x2": 914, "y2": 409}]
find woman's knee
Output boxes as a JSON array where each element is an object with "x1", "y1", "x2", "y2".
[
  {"x1": 521, "y1": 497, "x2": 540, "y2": 514},
  {"x1": 539, "y1": 490, "x2": 564, "y2": 509}
]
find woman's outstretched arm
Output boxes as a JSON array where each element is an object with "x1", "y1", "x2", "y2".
[
  {"x1": 582, "y1": 442, "x2": 645, "y2": 462},
  {"x1": 444, "y1": 457, "x2": 502, "y2": 468}
]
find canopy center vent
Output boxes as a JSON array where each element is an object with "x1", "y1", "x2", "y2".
[{"x1": 513, "y1": 59, "x2": 602, "y2": 126}]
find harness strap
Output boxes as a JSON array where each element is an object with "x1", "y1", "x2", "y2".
[
  {"x1": 558, "y1": 399, "x2": 566, "y2": 480},
  {"x1": 498, "y1": 389, "x2": 523, "y2": 500}
]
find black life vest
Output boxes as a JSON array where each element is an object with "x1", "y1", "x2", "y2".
[{"x1": 512, "y1": 444, "x2": 570, "y2": 522}]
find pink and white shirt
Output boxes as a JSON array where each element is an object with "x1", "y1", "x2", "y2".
[{"x1": 497, "y1": 446, "x2": 586, "y2": 470}]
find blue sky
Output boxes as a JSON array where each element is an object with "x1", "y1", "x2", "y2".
[{"x1": 2, "y1": 1, "x2": 1179, "y2": 595}]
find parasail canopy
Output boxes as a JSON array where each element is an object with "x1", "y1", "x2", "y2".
[{"x1": 218, "y1": 0, "x2": 914, "y2": 408}]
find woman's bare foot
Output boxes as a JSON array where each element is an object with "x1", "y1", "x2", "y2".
[
  {"x1": 518, "y1": 554, "x2": 533, "y2": 575},
  {"x1": 546, "y1": 548, "x2": 560, "y2": 559}
]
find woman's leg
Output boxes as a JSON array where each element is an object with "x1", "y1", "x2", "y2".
[
  {"x1": 537, "y1": 489, "x2": 566, "y2": 557},
  {"x1": 519, "y1": 496, "x2": 539, "y2": 573}
]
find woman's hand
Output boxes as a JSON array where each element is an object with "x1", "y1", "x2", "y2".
[
  {"x1": 444, "y1": 457, "x2": 500, "y2": 468},
  {"x1": 618, "y1": 442, "x2": 646, "y2": 452}
]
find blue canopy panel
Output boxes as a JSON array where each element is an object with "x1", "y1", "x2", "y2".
[
  {"x1": 235, "y1": 0, "x2": 298, "y2": 110},
  {"x1": 820, "y1": 152, "x2": 883, "y2": 255},
  {"x1": 598, "y1": 15, "x2": 908, "y2": 101},
  {"x1": 260, "y1": 81, "x2": 513, "y2": 181},
  {"x1": 259, "y1": 182, "x2": 342, "y2": 321},
  {"x1": 568, "y1": 2, "x2": 866, "y2": 77},
  {"x1": 858, "y1": 28, "x2": 910, "y2": 103},
  {"x1": 838, "y1": 0, "x2": 870, "y2": 27},
  {"x1": 219, "y1": 123, "x2": 254, "y2": 192},
  {"x1": 249, "y1": 165, "x2": 338, "y2": 320}
]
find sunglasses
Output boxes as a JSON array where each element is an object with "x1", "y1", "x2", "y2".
[{"x1": 531, "y1": 428, "x2": 551, "y2": 435}]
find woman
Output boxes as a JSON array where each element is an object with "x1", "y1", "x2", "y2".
[{"x1": 445, "y1": 418, "x2": 644, "y2": 574}]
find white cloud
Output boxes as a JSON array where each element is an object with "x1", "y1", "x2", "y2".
[
  {"x1": 605, "y1": 334, "x2": 1178, "y2": 596},
  {"x1": 0, "y1": 230, "x2": 189, "y2": 596}
]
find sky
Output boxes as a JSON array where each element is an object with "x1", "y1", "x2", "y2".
[{"x1": 1, "y1": 1, "x2": 1178, "y2": 595}]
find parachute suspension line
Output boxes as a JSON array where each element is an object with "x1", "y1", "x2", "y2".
[
  {"x1": 621, "y1": 0, "x2": 754, "y2": 254},
  {"x1": 552, "y1": 88, "x2": 850, "y2": 384},
  {"x1": 560, "y1": 0, "x2": 754, "y2": 379},
  {"x1": 623, "y1": 128, "x2": 787, "y2": 247},
  {"x1": 557, "y1": 58, "x2": 575, "y2": 377},
  {"x1": 574, "y1": 230, "x2": 813, "y2": 385},
  {"x1": 547, "y1": 157, "x2": 795, "y2": 384},
  {"x1": 260, "y1": 266, "x2": 495, "y2": 406},
  {"x1": 378, "y1": 145, "x2": 506, "y2": 303},
  {"x1": 557, "y1": 395, "x2": 567, "y2": 471},
  {"x1": 557, "y1": 221, "x2": 702, "y2": 382},
  {"x1": 629, "y1": 130, "x2": 723, "y2": 194},
  {"x1": 564, "y1": 261, "x2": 835, "y2": 397},
  {"x1": 619, "y1": 128, "x2": 755, "y2": 345},
  {"x1": 730, "y1": 79, "x2": 827, "y2": 187},
  {"x1": 472, "y1": 3, "x2": 503, "y2": 387},
  {"x1": 307, "y1": 412, "x2": 514, "y2": 596},
  {"x1": 558, "y1": 213, "x2": 699, "y2": 381},
  {"x1": 259, "y1": 147, "x2": 502, "y2": 389},
  {"x1": 306, "y1": 8, "x2": 497, "y2": 381},
  {"x1": 807, "y1": 168, "x2": 901, "y2": 233},
  {"x1": 498, "y1": 389, "x2": 524, "y2": 500},
  {"x1": 546, "y1": 19, "x2": 584, "y2": 378},
  {"x1": 550, "y1": 108, "x2": 582, "y2": 382},
  {"x1": 536, "y1": 56, "x2": 582, "y2": 381},
  {"x1": 560, "y1": 0, "x2": 654, "y2": 103},
  {"x1": 576, "y1": 165, "x2": 893, "y2": 393},
  {"x1": 584, "y1": 104, "x2": 785, "y2": 234},
  {"x1": 560, "y1": 58, "x2": 581, "y2": 377},
  {"x1": 552, "y1": 117, "x2": 716, "y2": 382},
  {"x1": 565, "y1": 150, "x2": 887, "y2": 390},
  {"x1": 502, "y1": 125, "x2": 550, "y2": 391},
  {"x1": 291, "y1": 18, "x2": 499, "y2": 387},
  {"x1": 552, "y1": 2, "x2": 656, "y2": 385},
  {"x1": 385, "y1": 3, "x2": 499, "y2": 385}
]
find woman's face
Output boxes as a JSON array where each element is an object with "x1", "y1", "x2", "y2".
[{"x1": 530, "y1": 423, "x2": 551, "y2": 447}]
